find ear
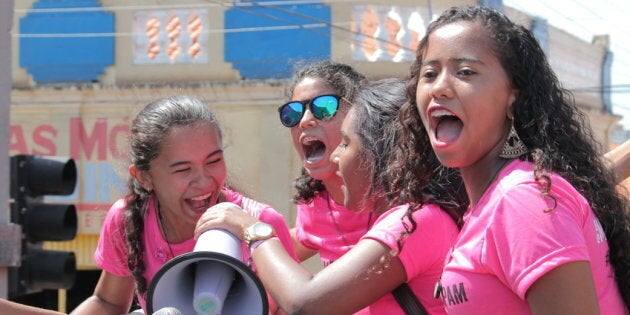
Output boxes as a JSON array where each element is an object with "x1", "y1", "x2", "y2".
[
  {"x1": 129, "y1": 165, "x2": 153, "y2": 192},
  {"x1": 507, "y1": 88, "x2": 518, "y2": 120}
]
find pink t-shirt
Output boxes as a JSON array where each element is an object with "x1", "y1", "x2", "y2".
[
  {"x1": 441, "y1": 160, "x2": 627, "y2": 315},
  {"x1": 295, "y1": 192, "x2": 376, "y2": 266},
  {"x1": 94, "y1": 187, "x2": 296, "y2": 312},
  {"x1": 362, "y1": 203, "x2": 459, "y2": 315}
]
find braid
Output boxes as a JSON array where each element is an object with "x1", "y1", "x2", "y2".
[{"x1": 124, "y1": 178, "x2": 150, "y2": 296}]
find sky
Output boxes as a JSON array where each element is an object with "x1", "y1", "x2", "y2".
[{"x1": 503, "y1": 0, "x2": 630, "y2": 130}]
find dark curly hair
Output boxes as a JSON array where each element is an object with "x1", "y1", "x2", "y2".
[
  {"x1": 284, "y1": 60, "x2": 367, "y2": 203},
  {"x1": 123, "y1": 95, "x2": 222, "y2": 297},
  {"x1": 351, "y1": 78, "x2": 466, "y2": 255},
  {"x1": 390, "y1": 5, "x2": 629, "y2": 305}
]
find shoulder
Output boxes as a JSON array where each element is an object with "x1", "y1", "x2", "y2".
[
  {"x1": 411, "y1": 203, "x2": 457, "y2": 223},
  {"x1": 371, "y1": 203, "x2": 454, "y2": 228},
  {"x1": 224, "y1": 187, "x2": 282, "y2": 220},
  {"x1": 102, "y1": 198, "x2": 128, "y2": 228},
  {"x1": 242, "y1": 197, "x2": 277, "y2": 219},
  {"x1": 491, "y1": 160, "x2": 588, "y2": 215},
  {"x1": 223, "y1": 187, "x2": 244, "y2": 205}
]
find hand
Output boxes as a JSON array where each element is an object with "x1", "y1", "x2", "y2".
[{"x1": 194, "y1": 202, "x2": 258, "y2": 240}]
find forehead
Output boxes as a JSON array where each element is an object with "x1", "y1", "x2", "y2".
[
  {"x1": 424, "y1": 21, "x2": 495, "y2": 59},
  {"x1": 159, "y1": 122, "x2": 222, "y2": 155},
  {"x1": 340, "y1": 106, "x2": 359, "y2": 135},
  {"x1": 292, "y1": 77, "x2": 338, "y2": 100}
]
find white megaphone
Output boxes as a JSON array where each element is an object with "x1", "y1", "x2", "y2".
[{"x1": 146, "y1": 225, "x2": 269, "y2": 315}]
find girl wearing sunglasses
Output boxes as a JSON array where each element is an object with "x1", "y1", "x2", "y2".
[
  {"x1": 277, "y1": 61, "x2": 377, "y2": 275},
  {"x1": 195, "y1": 78, "x2": 466, "y2": 314}
]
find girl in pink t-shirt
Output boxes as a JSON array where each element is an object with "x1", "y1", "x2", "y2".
[
  {"x1": 281, "y1": 61, "x2": 376, "y2": 315},
  {"x1": 71, "y1": 96, "x2": 295, "y2": 315},
  {"x1": 395, "y1": 5, "x2": 629, "y2": 314},
  {"x1": 281, "y1": 60, "x2": 375, "y2": 270},
  {"x1": 196, "y1": 78, "x2": 466, "y2": 314}
]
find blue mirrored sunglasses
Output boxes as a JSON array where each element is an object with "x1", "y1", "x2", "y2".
[{"x1": 278, "y1": 94, "x2": 341, "y2": 127}]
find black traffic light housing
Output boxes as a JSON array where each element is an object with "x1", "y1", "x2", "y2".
[{"x1": 9, "y1": 155, "x2": 78, "y2": 297}]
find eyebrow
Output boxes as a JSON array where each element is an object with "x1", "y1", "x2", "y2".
[
  {"x1": 339, "y1": 130, "x2": 350, "y2": 139},
  {"x1": 421, "y1": 56, "x2": 485, "y2": 67},
  {"x1": 168, "y1": 149, "x2": 223, "y2": 168}
]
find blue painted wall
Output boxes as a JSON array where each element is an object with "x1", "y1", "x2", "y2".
[
  {"x1": 225, "y1": 1, "x2": 332, "y2": 79},
  {"x1": 19, "y1": 0, "x2": 114, "y2": 83}
]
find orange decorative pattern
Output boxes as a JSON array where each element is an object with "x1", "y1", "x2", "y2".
[{"x1": 134, "y1": 9, "x2": 208, "y2": 64}]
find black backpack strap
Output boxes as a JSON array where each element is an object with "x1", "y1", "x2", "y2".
[{"x1": 392, "y1": 283, "x2": 428, "y2": 315}]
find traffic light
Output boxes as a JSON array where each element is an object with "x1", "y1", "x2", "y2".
[{"x1": 9, "y1": 154, "x2": 78, "y2": 297}]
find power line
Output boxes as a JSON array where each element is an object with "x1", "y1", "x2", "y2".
[
  {"x1": 13, "y1": 0, "x2": 364, "y2": 13},
  {"x1": 504, "y1": 0, "x2": 630, "y2": 127},
  {"x1": 505, "y1": 0, "x2": 630, "y2": 69},
  {"x1": 228, "y1": 0, "x2": 414, "y2": 52},
  {"x1": 13, "y1": 0, "x2": 416, "y2": 56},
  {"x1": 571, "y1": 84, "x2": 630, "y2": 93},
  {"x1": 12, "y1": 24, "x2": 334, "y2": 38}
]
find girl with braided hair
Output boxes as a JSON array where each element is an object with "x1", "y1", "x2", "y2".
[{"x1": 71, "y1": 95, "x2": 295, "y2": 314}]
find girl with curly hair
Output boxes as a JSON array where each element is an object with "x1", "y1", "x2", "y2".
[
  {"x1": 389, "y1": 5, "x2": 629, "y2": 314},
  {"x1": 280, "y1": 61, "x2": 377, "y2": 274}
]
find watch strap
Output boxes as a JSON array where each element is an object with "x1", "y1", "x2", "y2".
[{"x1": 248, "y1": 236, "x2": 277, "y2": 251}]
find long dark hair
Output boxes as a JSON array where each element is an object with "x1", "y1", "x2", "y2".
[
  {"x1": 392, "y1": 5, "x2": 629, "y2": 304},
  {"x1": 353, "y1": 78, "x2": 466, "y2": 261},
  {"x1": 285, "y1": 60, "x2": 367, "y2": 203},
  {"x1": 124, "y1": 95, "x2": 222, "y2": 296}
]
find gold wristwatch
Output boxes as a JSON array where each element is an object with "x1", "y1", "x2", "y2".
[{"x1": 243, "y1": 222, "x2": 276, "y2": 247}]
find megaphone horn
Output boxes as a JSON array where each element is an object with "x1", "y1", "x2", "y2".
[{"x1": 146, "y1": 228, "x2": 269, "y2": 315}]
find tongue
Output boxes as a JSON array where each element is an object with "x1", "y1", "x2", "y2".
[
  {"x1": 305, "y1": 142, "x2": 326, "y2": 163},
  {"x1": 436, "y1": 118, "x2": 463, "y2": 143},
  {"x1": 189, "y1": 198, "x2": 210, "y2": 211}
]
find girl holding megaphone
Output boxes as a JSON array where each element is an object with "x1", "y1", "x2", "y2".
[{"x1": 71, "y1": 95, "x2": 296, "y2": 315}]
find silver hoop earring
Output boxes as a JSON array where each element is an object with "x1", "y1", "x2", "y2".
[{"x1": 500, "y1": 123, "x2": 528, "y2": 158}]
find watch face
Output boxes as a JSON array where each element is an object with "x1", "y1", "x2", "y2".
[
  {"x1": 246, "y1": 222, "x2": 275, "y2": 244},
  {"x1": 254, "y1": 222, "x2": 273, "y2": 237}
]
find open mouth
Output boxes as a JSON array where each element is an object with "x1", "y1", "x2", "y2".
[
  {"x1": 432, "y1": 109, "x2": 463, "y2": 143},
  {"x1": 187, "y1": 192, "x2": 212, "y2": 212},
  {"x1": 302, "y1": 137, "x2": 327, "y2": 163}
]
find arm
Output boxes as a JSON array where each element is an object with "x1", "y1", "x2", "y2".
[
  {"x1": 0, "y1": 299, "x2": 64, "y2": 315},
  {"x1": 196, "y1": 204, "x2": 406, "y2": 315},
  {"x1": 604, "y1": 139, "x2": 630, "y2": 184},
  {"x1": 254, "y1": 238, "x2": 405, "y2": 314},
  {"x1": 526, "y1": 261, "x2": 599, "y2": 315},
  {"x1": 70, "y1": 271, "x2": 135, "y2": 315}
]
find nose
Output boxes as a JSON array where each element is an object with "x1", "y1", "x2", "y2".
[
  {"x1": 430, "y1": 71, "x2": 454, "y2": 99},
  {"x1": 191, "y1": 168, "x2": 217, "y2": 188},
  {"x1": 298, "y1": 106, "x2": 317, "y2": 129},
  {"x1": 330, "y1": 147, "x2": 341, "y2": 165}
]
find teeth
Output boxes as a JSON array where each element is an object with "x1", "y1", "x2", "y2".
[
  {"x1": 431, "y1": 109, "x2": 453, "y2": 118},
  {"x1": 302, "y1": 136, "x2": 317, "y2": 145},
  {"x1": 190, "y1": 193, "x2": 211, "y2": 201}
]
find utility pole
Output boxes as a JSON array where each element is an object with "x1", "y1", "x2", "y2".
[{"x1": 0, "y1": 0, "x2": 16, "y2": 300}]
